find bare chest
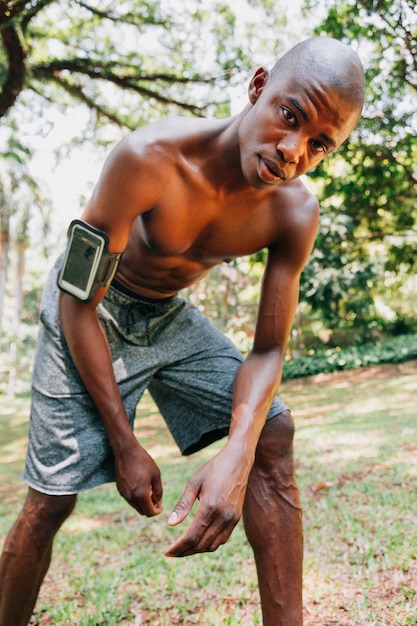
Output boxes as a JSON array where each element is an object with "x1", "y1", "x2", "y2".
[{"x1": 134, "y1": 198, "x2": 278, "y2": 263}]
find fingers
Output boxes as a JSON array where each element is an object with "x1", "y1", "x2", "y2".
[
  {"x1": 120, "y1": 475, "x2": 163, "y2": 517},
  {"x1": 124, "y1": 489, "x2": 163, "y2": 517},
  {"x1": 117, "y1": 454, "x2": 164, "y2": 517},
  {"x1": 165, "y1": 522, "x2": 233, "y2": 557},
  {"x1": 167, "y1": 478, "x2": 201, "y2": 527},
  {"x1": 165, "y1": 504, "x2": 239, "y2": 557},
  {"x1": 151, "y1": 473, "x2": 163, "y2": 509}
]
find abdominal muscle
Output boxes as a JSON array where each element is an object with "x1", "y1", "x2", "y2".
[
  {"x1": 114, "y1": 244, "x2": 220, "y2": 300},
  {"x1": 113, "y1": 211, "x2": 267, "y2": 299}
]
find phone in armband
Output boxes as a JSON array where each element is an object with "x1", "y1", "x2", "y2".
[{"x1": 57, "y1": 220, "x2": 121, "y2": 302}]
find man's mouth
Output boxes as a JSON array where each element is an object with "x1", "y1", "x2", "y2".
[{"x1": 258, "y1": 157, "x2": 287, "y2": 183}]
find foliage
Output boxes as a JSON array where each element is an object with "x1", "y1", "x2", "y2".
[
  {"x1": 283, "y1": 332, "x2": 417, "y2": 380},
  {"x1": 300, "y1": 206, "x2": 377, "y2": 330},
  {"x1": 2, "y1": 0, "x2": 416, "y2": 388},
  {"x1": 0, "y1": 130, "x2": 51, "y2": 336},
  {"x1": 0, "y1": 0, "x2": 291, "y2": 132},
  {"x1": 1, "y1": 0, "x2": 232, "y2": 126},
  {"x1": 300, "y1": 0, "x2": 417, "y2": 331}
]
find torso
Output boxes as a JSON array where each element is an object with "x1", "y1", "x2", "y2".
[
  {"x1": 116, "y1": 181, "x2": 307, "y2": 298},
  {"x1": 86, "y1": 117, "x2": 317, "y2": 299}
]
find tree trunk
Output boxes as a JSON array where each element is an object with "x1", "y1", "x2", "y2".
[{"x1": 0, "y1": 224, "x2": 10, "y2": 336}]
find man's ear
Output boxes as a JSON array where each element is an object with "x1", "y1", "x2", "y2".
[{"x1": 248, "y1": 67, "x2": 269, "y2": 104}]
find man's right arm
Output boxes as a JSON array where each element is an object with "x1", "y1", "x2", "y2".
[
  {"x1": 58, "y1": 135, "x2": 164, "y2": 515},
  {"x1": 58, "y1": 291, "x2": 163, "y2": 515}
]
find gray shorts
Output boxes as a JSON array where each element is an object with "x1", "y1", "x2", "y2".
[{"x1": 23, "y1": 257, "x2": 288, "y2": 495}]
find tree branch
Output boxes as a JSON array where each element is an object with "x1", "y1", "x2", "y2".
[
  {"x1": 20, "y1": 0, "x2": 55, "y2": 30},
  {"x1": 44, "y1": 74, "x2": 127, "y2": 127},
  {"x1": 0, "y1": 0, "x2": 55, "y2": 30},
  {"x1": 34, "y1": 71, "x2": 206, "y2": 129},
  {"x1": 0, "y1": 20, "x2": 26, "y2": 118},
  {"x1": 31, "y1": 61, "x2": 209, "y2": 116},
  {"x1": 34, "y1": 58, "x2": 217, "y2": 86},
  {"x1": 74, "y1": 0, "x2": 170, "y2": 28}
]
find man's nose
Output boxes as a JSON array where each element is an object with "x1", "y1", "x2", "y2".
[{"x1": 277, "y1": 133, "x2": 303, "y2": 164}]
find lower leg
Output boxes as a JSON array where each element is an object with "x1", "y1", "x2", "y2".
[
  {"x1": 243, "y1": 411, "x2": 303, "y2": 626},
  {"x1": 0, "y1": 488, "x2": 77, "y2": 626}
]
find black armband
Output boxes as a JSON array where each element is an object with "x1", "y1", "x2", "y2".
[{"x1": 57, "y1": 220, "x2": 122, "y2": 302}]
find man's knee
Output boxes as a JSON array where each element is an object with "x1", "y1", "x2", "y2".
[
  {"x1": 256, "y1": 409, "x2": 295, "y2": 466},
  {"x1": 23, "y1": 488, "x2": 77, "y2": 535},
  {"x1": 248, "y1": 410, "x2": 300, "y2": 512}
]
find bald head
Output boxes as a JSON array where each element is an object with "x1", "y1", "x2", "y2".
[{"x1": 271, "y1": 37, "x2": 365, "y2": 124}]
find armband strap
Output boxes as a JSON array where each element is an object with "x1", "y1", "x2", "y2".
[
  {"x1": 57, "y1": 219, "x2": 123, "y2": 302},
  {"x1": 96, "y1": 248, "x2": 123, "y2": 288}
]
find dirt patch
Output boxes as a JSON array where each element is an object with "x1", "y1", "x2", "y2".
[{"x1": 303, "y1": 561, "x2": 417, "y2": 626}]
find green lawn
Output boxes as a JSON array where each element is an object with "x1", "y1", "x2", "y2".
[{"x1": 1, "y1": 361, "x2": 417, "y2": 625}]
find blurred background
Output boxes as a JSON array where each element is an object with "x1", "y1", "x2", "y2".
[{"x1": 0, "y1": 0, "x2": 416, "y2": 394}]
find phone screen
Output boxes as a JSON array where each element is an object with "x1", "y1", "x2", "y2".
[{"x1": 58, "y1": 223, "x2": 105, "y2": 300}]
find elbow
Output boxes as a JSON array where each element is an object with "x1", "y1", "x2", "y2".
[{"x1": 248, "y1": 345, "x2": 284, "y2": 371}]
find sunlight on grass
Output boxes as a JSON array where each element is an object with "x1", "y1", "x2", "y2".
[
  {"x1": 1, "y1": 437, "x2": 30, "y2": 463},
  {"x1": 146, "y1": 443, "x2": 179, "y2": 458},
  {"x1": 63, "y1": 515, "x2": 111, "y2": 534},
  {"x1": 1, "y1": 364, "x2": 417, "y2": 624},
  {"x1": 292, "y1": 363, "x2": 417, "y2": 625}
]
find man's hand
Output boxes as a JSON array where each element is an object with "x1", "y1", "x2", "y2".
[
  {"x1": 165, "y1": 442, "x2": 254, "y2": 557},
  {"x1": 114, "y1": 437, "x2": 163, "y2": 517}
]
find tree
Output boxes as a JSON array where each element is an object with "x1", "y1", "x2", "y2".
[
  {"x1": 0, "y1": 130, "x2": 51, "y2": 393},
  {"x1": 0, "y1": 0, "x2": 270, "y2": 129},
  {"x1": 300, "y1": 0, "x2": 417, "y2": 339},
  {"x1": 0, "y1": 134, "x2": 48, "y2": 331}
]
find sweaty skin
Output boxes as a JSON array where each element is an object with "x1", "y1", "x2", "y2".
[{"x1": 58, "y1": 62, "x2": 361, "y2": 558}]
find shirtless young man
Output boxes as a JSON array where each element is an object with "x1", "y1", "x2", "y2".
[{"x1": 0, "y1": 37, "x2": 365, "y2": 626}]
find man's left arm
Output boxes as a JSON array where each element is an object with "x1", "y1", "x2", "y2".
[
  {"x1": 228, "y1": 247, "x2": 306, "y2": 450},
  {"x1": 166, "y1": 190, "x2": 319, "y2": 557}
]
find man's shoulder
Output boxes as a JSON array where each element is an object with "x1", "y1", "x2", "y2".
[
  {"x1": 108, "y1": 116, "x2": 230, "y2": 193},
  {"x1": 106, "y1": 118, "x2": 192, "y2": 182},
  {"x1": 265, "y1": 178, "x2": 319, "y2": 260},
  {"x1": 273, "y1": 177, "x2": 318, "y2": 211},
  {"x1": 122, "y1": 116, "x2": 218, "y2": 153},
  {"x1": 269, "y1": 178, "x2": 319, "y2": 233}
]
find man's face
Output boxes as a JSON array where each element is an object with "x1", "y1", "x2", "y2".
[{"x1": 238, "y1": 65, "x2": 360, "y2": 189}]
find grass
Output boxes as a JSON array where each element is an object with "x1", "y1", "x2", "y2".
[{"x1": 1, "y1": 360, "x2": 417, "y2": 624}]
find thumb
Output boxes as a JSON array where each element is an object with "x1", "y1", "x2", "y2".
[
  {"x1": 151, "y1": 473, "x2": 163, "y2": 510},
  {"x1": 168, "y1": 480, "x2": 200, "y2": 526}
]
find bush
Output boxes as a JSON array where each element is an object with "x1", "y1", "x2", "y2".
[{"x1": 282, "y1": 333, "x2": 417, "y2": 380}]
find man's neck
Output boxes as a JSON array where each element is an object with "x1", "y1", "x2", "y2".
[{"x1": 196, "y1": 110, "x2": 255, "y2": 196}]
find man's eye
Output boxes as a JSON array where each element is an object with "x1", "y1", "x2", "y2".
[
  {"x1": 282, "y1": 107, "x2": 296, "y2": 125},
  {"x1": 311, "y1": 139, "x2": 327, "y2": 153}
]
